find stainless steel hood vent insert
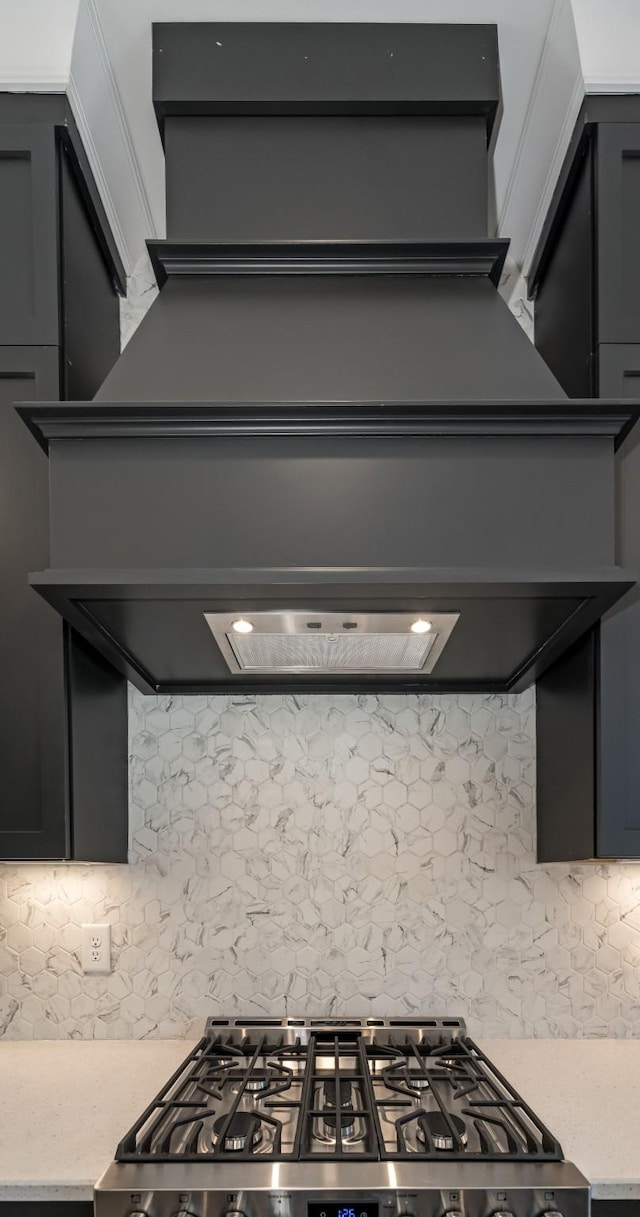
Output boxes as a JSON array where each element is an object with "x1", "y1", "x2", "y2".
[{"x1": 205, "y1": 611, "x2": 459, "y2": 674}]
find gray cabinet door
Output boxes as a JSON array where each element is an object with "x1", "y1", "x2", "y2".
[
  {"x1": 0, "y1": 346, "x2": 69, "y2": 858},
  {"x1": 596, "y1": 124, "x2": 640, "y2": 344},
  {"x1": 598, "y1": 603, "x2": 640, "y2": 857},
  {"x1": 598, "y1": 342, "x2": 640, "y2": 856},
  {"x1": 0, "y1": 126, "x2": 59, "y2": 345}
]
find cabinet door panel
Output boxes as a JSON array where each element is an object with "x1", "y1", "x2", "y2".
[
  {"x1": 0, "y1": 126, "x2": 59, "y2": 345},
  {"x1": 536, "y1": 630, "x2": 597, "y2": 863},
  {"x1": 59, "y1": 143, "x2": 121, "y2": 399},
  {"x1": 599, "y1": 601, "x2": 640, "y2": 857},
  {"x1": 598, "y1": 344, "x2": 640, "y2": 398},
  {"x1": 597, "y1": 124, "x2": 640, "y2": 343},
  {"x1": 0, "y1": 347, "x2": 68, "y2": 859},
  {"x1": 598, "y1": 344, "x2": 640, "y2": 856}
]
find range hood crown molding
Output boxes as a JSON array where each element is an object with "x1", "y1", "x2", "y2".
[
  {"x1": 145, "y1": 238, "x2": 510, "y2": 287},
  {"x1": 18, "y1": 398, "x2": 640, "y2": 455}
]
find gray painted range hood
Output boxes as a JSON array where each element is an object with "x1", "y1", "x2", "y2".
[{"x1": 18, "y1": 22, "x2": 639, "y2": 694}]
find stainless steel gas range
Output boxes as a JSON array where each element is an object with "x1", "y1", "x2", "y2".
[{"x1": 94, "y1": 1018, "x2": 589, "y2": 1217}]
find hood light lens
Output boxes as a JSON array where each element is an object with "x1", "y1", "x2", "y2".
[
  {"x1": 411, "y1": 618, "x2": 432, "y2": 634},
  {"x1": 231, "y1": 618, "x2": 254, "y2": 634}
]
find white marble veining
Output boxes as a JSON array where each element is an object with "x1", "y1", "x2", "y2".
[
  {"x1": 1, "y1": 689, "x2": 640, "y2": 1040},
  {"x1": 0, "y1": 1038, "x2": 638, "y2": 1201},
  {"x1": 120, "y1": 251, "x2": 158, "y2": 348},
  {"x1": 500, "y1": 261, "x2": 535, "y2": 340}
]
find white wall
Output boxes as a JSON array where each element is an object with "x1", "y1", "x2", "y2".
[
  {"x1": 0, "y1": 0, "x2": 79, "y2": 89},
  {"x1": 573, "y1": 0, "x2": 640, "y2": 91},
  {"x1": 507, "y1": 0, "x2": 583, "y2": 276},
  {"x1": 68, "y1": 0, "x2": 163, "y2": 275}
]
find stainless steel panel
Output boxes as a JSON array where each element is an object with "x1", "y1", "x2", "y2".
[
  {"x1": 94, "y1": 1162, "x2": 590, "y2": 1217},
  {"x1": 203, "y1": 613, "x2": 458, "y2": 675}
]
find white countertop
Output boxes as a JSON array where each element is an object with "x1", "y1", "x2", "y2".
[
  {"x1": 0, "y1": 1039, "x2": 194, "y2": 1202},
  {"x1": 0, "y1": 1038, "x2": 638, "y2": 1203},
  {"x1": 481, "y1": 1039, "x2": 640, "y2": 1201}
]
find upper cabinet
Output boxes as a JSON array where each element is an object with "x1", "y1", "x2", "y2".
[
  {"x1": 531, "y1": 97, "x2": 640, "y2": 861},
  {"x1": 0, "y1": 97, "x2": 128, "y2": 862}
]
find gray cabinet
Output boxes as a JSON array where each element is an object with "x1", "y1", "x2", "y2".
[
  {"x1": 0, "y1": 98, "x2": 128, "y2": 861},
  {"x1": 596, "y1": 124, "x2": 640, "y2": 344},
  {"x1": 0, "y1": 348, "x2": 66, "y2": 858},
  {"x1": 531, "y1": 98, "x2": 640, "y2": 860},
  {"x1": 0, "y1": 124, "x2": 59, "y2": 345}
]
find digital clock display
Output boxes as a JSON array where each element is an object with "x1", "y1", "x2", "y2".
[{"x1": 308, "y1": 1204, "x2": 379, "y2": 1217}]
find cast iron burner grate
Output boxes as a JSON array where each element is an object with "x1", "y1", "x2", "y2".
[{"x1": 115, "y1": 1024, "x2": 564, "y2": 1164}]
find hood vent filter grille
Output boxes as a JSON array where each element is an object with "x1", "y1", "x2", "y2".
[
  {"x1": 232, "y1": 631, "x2": 435, "y2": 672},
  {"x1": 204, "y1": 611, "x2": 459, "y2": 675}
]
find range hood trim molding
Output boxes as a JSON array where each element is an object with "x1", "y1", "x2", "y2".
[
  {"x1": 27, "y1": 566, "x2": 635, "y2": 697},
  {"x1": 17, "y1": 399, "x2": 640, "y2": 455},
  {"x1": 146, "y1": 238, "x2": 510, "y2": 287}
]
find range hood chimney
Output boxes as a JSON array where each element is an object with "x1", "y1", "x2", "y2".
[{"x1": 19, "y1": 22, "x2": 638, "y2": 694}]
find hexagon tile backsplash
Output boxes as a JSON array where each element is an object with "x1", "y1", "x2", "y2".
[{"x1": 1, "y1": 687, "x2": 640, "y2": 1041}]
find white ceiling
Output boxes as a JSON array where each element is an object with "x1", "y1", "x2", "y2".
[{"x1": 2, "y1": 1, "x2": 640, "y2": 277}]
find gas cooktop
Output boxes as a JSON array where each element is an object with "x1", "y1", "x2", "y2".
[
  {"x1": 95, "y1": 1018, "x2": 590, "y2": 1217},
  {"x1": 115, "y1": 1017, "x2": 560, "y2": 1162}
]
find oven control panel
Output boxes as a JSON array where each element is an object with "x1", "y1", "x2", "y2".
[{"x1": 102, "y1": 1186, "x2": 590, "y2": 1217}]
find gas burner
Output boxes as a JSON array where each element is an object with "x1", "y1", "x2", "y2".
[
  {"x1": 321, "y1": 1109, "x2": 357, "y2": 1142},
  {"x1": 323, "y1": 1078, "x2": 353, "y2": 1107},
  {"x1": 409, "y1": 1065, "x2": 453, "y2": 1091},
  {"x1": 383, "y1": 1061, "x2": 450, "y2": 1097},
  {"x1": 213, "y1": 1113, "x2": 261, "y2": 1153},
  {"x1": 245, "y1": 1068, "x2": 271, "y2": 1092},
  {"x1": 203, "y1": 1056, "x2": 234, "y2": 1078},
  {"x1": 417, "y1": 1112, "x2": 467, "y2": 1152}
]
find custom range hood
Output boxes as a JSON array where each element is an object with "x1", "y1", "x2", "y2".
[{"x1": 19, "y1": 22, "x2": 640, "y2": 694}]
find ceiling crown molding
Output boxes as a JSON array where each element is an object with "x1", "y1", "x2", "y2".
[
  {"x1": 584, "y1": 74, "x2": 640, "y2": 91},
  {"x1": 0, "y1": 72, "x2": 68, "y2": 90},
  {"x1": 498, "y1": 0, "x2": 584, "y2": 279},
  {"x1": 67, "y1": 0, "x2": 159, "y2": 275},
  {"x1": 520, "y1": 73, "x2": 584, "y2": 278}
]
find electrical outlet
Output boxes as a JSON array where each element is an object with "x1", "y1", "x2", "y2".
[{"x1": 81, "y1": 923, "x2": 112, "y2": 974}]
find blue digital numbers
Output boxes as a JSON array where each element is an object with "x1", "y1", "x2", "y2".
[{"x1": 308, "y1": 1202, "x2": 377, "y2": 1217}]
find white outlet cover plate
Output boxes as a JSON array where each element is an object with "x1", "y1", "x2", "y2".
[{"x1": 81, "y1": 923, "x2": 112, "y2": 974}]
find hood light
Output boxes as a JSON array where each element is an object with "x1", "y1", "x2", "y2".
[
  {"x1": 411, "y1": 618, "x2": 432, "y2": 634},
  {"x1": 231, "y1": 618, "x2": 254, "y2": 634}
]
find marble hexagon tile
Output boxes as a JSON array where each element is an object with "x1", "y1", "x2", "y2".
[{"x1": 3, "y1": 686, "x2": 640, "y2": 1039}]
